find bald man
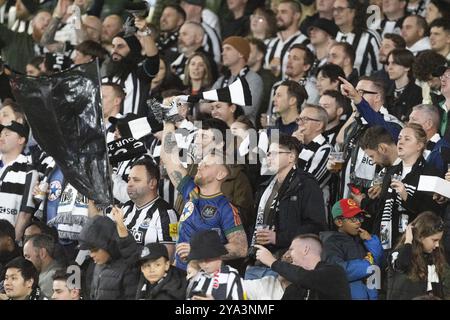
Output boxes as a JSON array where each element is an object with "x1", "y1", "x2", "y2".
[
  {"x1": 255, "y1": 234, "x2": 351, "y2": 300},
  {"x1": 102, "y1": 15, "x2": 123, "y2": 45},
  {"x1": 82, "y1": 15, "x2": 102, "y2": 43},
  {"x1": 171, "y1": 21, "x2": 218, "y2": 81}
]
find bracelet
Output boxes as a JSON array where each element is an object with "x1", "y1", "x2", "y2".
[{"x1": 137, "y1": 27, "x2": 152, "y2": 37}]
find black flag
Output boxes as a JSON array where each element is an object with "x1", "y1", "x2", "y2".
[{"x1": 9, "y1": 60, "x2": 113, "y2": 206}]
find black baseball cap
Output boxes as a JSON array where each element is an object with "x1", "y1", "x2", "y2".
[
  {"x1": 0, "y1": 121, "x2": 30, "y2": 139},
  {"x1": 432, "y1": 62, "x2": 450, "y2": 77},
  {"x1": 308, "y1": 18, "x2": 339, "y2": 38},
  {"x1": 138, "y1": 243, "x2": 169, "y2": 265}
]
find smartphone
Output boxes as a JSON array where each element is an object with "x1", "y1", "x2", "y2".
[{"x1": 348, "y1": 183, "x2": 362, "y2": 195}]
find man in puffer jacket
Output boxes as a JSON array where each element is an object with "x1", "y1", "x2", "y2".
[
  {"x1": 321, "y1": 199, "x2": 383, "y2": 300},
  {"x1": 78, "y1": 215, "x2": 139, "y2": 300}
]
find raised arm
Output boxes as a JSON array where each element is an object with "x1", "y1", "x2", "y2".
[
  {"x1": 40, "y1": 0, "x2": 70, "y2": 50},
  {"x1": 160, "y1": 122, "x2": 187, "y2": 189}
]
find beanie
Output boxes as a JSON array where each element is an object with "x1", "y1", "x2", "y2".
[
  {"x1": 114, "y1": 32, "x2": 143, "y2": 57},
  {"x1": 21, "y1": 0, "x2": 39, "y2": 15},
  {"x1": 223, "y1": 36, "x2": 250, "y2": 62}
]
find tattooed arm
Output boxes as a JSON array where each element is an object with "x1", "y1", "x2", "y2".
[
  {"x1": 161, "y1": 122, "x2": 187, "y2": 189},
  {"x1": 222, "y1": 229, "x2": 248, "y2": 260},
  {"x1": 40, "y1": 17, "x2": 65, "y2": 51}
]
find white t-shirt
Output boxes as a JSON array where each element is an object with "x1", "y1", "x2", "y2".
[{"x1": 243, "y1": 276, "x2": 284, "y2": 300}]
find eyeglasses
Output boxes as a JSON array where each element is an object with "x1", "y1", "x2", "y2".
[
  {"x1": 267, "y1": 150, "x2": 292, "y2": 157},
  {"x1": 332, "y1": 7, "x2": 350, "y2": 13},
  {"x1": 296, "y1": 116, "x2": 321, "y2": 124},
  {"x1": 357, "y1": 89, "x2": 378, "y2": 96},
  {"x1": 343, "y1": 216, "x2": 364, "y2": 223}
]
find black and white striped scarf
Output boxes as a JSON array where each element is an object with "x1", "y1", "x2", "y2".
[
  {"x1": 187, "y1": 264, "x2": 245, "y2": 300},
  {"x1": 380, "y1": 158, "x2": 425, "y2": 249},
  {"x1": 297, "y1": 134, "x2": 332, "y2": 189}
]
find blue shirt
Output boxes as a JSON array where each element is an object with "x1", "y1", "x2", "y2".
[
  {"x1": 46, "y1": 166, "x2": 64, "y2": 222},
  {"x1": 175, "y1": 176, "x2": 243, "y2": 270}
]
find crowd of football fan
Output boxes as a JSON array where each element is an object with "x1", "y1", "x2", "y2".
[{"x1": 1, "y1": 0, "x2": 450, "y2": 300}]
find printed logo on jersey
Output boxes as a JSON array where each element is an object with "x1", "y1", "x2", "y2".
[
  {"x1": 140, "y1": 217, "x2": 151, "y2": 229},
  {"x1": 201, "y1": 205, "x2": 217, "y2": 219},
  {"x1": 48, "y1": 181, "x2": 62, "y2": 202},
  {"x1": 180, "y1": 201, "x2": 194, "y2": 222},
  {"x1": 169, "y1": 223, "x2": 178, "y2": 238}
]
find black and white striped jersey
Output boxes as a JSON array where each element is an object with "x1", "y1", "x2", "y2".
[
  {"x1": 202, "y1": 21, "x2": 222, "y2": 65},
  {"x1": 297, "y1": 134, "x2": 332, "y2": 189},
  {"x1": 264, "y1": 31, "x2": 310, "y2": 79},
  {"x1": 336, "y1": 29, "x2": 381, "y2": 76},
  {"x1": 122, "y1": 197, "x2": 179, "y2": 246},
  {"x1": 187, "y1": 264, "x2": 246, "y2": 300},
  {"x1": 0, "y1": 154, "x2": 38, "y2": 226}
]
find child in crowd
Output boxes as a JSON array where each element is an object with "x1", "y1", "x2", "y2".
[
  {"x1": 321, "y1": 199, "x2": 383, "y2": 300},
  {"x1": 388, "y1": 211, "x2": 446, "y2": 300},
  {"x1": 136, "y1": 242, "x2": 187, "y2": 300},
  {"x1": 186, "y1": 230, "x2": 246, "y2": 300}
]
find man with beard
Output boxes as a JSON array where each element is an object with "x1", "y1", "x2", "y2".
[
  {"x1": 103, "y1": 17, "x2": 159, "y2": 116},
  {"x1": 157, "y1": 4, "x2": 186, "y2": 65},
  {"x1": 170, "y1": 21, "x2": 218, "y2": 82},
  {"x1": 0, "y1": 10, "x2": 50, "y2": 73},
  {"x1": 264, "y1": 44, "x2": 316, "y2": 123},
  {"x1": 265, "y1": 0, "x2": 309, "y2": 79},
  {"x1": 118, "y1": 158, "x2": 178, "y2": 259},
  {"x1": 180, "y1": 0, "x2": 221, "y2": 65},
  {"x1": 161, "y1": 121, "x2": 248, "y2": 271}
]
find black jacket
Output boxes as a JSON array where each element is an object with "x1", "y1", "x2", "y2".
[
  {"x1": 372, "y1": 157, "x2": 444, "y2": 246},
  {"x1": 115, "y1": 233, "x2": 188, "y2": 300},
  {"x1": 387, "y1": 244, "x2": 444, "y2": 300},
  {"x1": 272, "y1": 260, "x2": 351, "y2": 300},
  {"x1": 255, "y1": 167, "x2": 328, "y2": 253},
  {"x1": 136, "y1": 266, "x2": 187, "y2": 300},
  {"x1": 386, "y1": 80, "x2": 423, "y2": 122},
  {"x1": 80, "y1": 218, "x2": 140, "y2": 300}
]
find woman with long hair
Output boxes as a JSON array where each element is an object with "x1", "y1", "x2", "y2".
[
  {"x1": 388, "y1": 211, "x2": 446, "y2": 300},
  {"x1": 248, "y1": 7, "x2": 277, "y2": 43},
  {"x1": 149, "y1": 57, "x2": 184, "y2": 101},
  {"x1": 374, "y1": 123, "x2": 443, "y2": 251},
  {"x1": 183, "y1": 52, "x2": 214, "y2": 96}
]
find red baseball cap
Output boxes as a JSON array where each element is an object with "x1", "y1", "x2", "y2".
[{"x1": 331, "y1": 198, "x2": 365, "y2": 219}]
